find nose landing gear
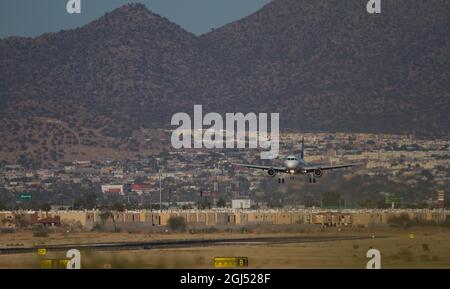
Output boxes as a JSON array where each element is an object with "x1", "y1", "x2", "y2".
[{"x1": 278, "y1": 178, "x2": 285, "y2": 184}]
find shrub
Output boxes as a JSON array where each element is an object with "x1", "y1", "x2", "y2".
[
  {"x1": 188, "y1": 227, "x2": 219, "y2": 234},
  {"x1": 0, "y1": 228, "x2": 15, "y2": 234},
  {"x1": 239, "y1": 227, "x2": 253, "y2": 233},
  {"x1": 387, "y1": 213, "x2": 412, "y2": 228},
  {"x1": 167, "y1": 216, "x2": 187, "y2": 232},
  {"x1": 33, "y1": 225, "x2": 49, "y2": 237},
  {"x1": 91, "y1": 223, "x2": 102, "y2": 232}
]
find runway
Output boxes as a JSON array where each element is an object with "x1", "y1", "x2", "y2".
[{"x1": 0, "y1": 235, "x2": 377, "y2": 255}]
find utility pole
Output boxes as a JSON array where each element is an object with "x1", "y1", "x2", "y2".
[
  {"x1": 159, "y1": 167, "x2": 162, "y2": 212},
  {"x1": 168, "y1": 189, "x2": 171, "y2": 208},
  {"x1": 157, "y1": 157, "x2": 162, "y2": 212}
]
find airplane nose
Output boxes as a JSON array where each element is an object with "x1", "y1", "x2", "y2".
[{"x1": 285, "y1": 160, "x2": 298, "y2": 169}]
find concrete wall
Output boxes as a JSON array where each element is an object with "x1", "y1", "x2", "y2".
[
  {"x1": 0, "y1": 211, "x2": 38, "y2": 228},
  {"x1": 2, "y1": 209, "x2": 447, "y2": 229},
  {"x1": 59, "y1": 211, "x2": 95, "y2": 229}
]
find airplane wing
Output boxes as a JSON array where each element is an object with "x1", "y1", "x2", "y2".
[
  {"x1": 234, "y1": 163, "x2": 286, "y2": 173},
  {"x1": 303, "y1": 164, "x2": 353, "y2": 172},
  {"x1": 319, "y1": 164, "x2": 354, "y2": 170}
]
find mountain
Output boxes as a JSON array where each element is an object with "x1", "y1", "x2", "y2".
[
  {"x1": 200, "y1": 0, "x2": 450, "y2": 133},
  {"x1": 1, "y1": 4, "x2": 207, "y2": 134},
  {"x1": 0, "y1": 1, "x2": 449, "y2": 164},
  {"x1": 0, "y1": 4, "x2": 215, "y2": 165}
]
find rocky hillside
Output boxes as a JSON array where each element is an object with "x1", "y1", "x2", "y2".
[
  {"x1": 0, "y1": 1, "x2": 449, "y2": 164},
  {"x1": 200, "y1": 0, "x2": 450, "y2": 133}
]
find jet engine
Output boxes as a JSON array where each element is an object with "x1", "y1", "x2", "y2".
[
  {"x1": 267, "y1": 168, "x2": 276, "y2": 177},
  {"x1": 314, "y1": 169, "x2": 323, "y2": 177}
]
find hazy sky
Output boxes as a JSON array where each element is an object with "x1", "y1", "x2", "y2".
[{"x1": 0, "y1": 0, "x2": 271, "y2": 39}]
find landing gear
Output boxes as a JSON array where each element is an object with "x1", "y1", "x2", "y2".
[
  {"x1": 278, "y1": 178, "x2": 285, "y2": 184},
  {"x1": 308, "y1": 173, "x2": 316, "y2": 184}
]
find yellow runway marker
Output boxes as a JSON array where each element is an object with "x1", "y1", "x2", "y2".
[{"x1": 214, "y1": 257, "x2": 248, "y2": 268}]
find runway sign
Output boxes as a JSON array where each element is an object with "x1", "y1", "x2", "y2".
[{"x1": 214, "y1": 257, "x2": 249, "y2": 268}]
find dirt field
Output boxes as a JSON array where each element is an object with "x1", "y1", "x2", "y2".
[{"x1": 0, "y1": 226, "x2": 449, "y2": 268}]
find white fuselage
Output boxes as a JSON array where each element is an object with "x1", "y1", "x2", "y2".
[
  {"x1": 284, "y1": 155, "x2": 300, "y2": 173},
  {"x1": 283, "y1": 155, "x2": 311, "y2": 175}
]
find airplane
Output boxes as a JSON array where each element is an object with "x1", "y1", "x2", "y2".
[{"x1": 235, "y1": 137, "x2": 354, "y2": 184}]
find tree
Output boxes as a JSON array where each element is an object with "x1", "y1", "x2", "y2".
[
  {"x1": 321, "y1": 192, "x2": 341, "y2": 208},
  {"x1": 112, "y1": 202, "x2": 125, "y2": 212},
  {"x1": 267, "y1": 201, "x2": 283, "y2": 208},
  {"x1": 388, "y1": 213, "x2": 412, "y2": 228},
  {"x1": 197, "y1": 201, "x2": 212, "y2": 210},
  {"x1": 33, "y1": 224, "x2": 49, "y2": 237},
  {"x1": 150, "y1": 204, "x2": 161, "y2": 210},
  {"x1": 74, "y1": 192, "x2": 97, "y2": 209},
  {"x1": 12, "y1": 213, "x2": 30, "y2": 229},
  {"x1": 304, "y1": 196, "x2": 319, "y2": 208},
  {"x1": 236, "y1": 176, "x2": 250, "y2": 192},
  {"x1": 99, "y1": 211, "x2": 118, "y2": 232},
  {"x1": 167, "y1": 216, "x2": 187, "y2": 231},
  {"x1": 216, "y1": 198, "x2": 226, "y2": 208},
  {"x1": 41, "y1": 203, "x2": 51, "y2": 212},
  {"x1": 420, "y1": 170, "x2": 433, "y2": 181},
  {"x1": 134, "y1": 176, "x2": 147, "y2": 183},
  {"x1": 359, "y1": 199, "x2": 375, "y2": 209}
]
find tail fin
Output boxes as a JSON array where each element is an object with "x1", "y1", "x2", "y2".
[{"x1": 300, "y1": 137, "x2": 305, "y2": 160}]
